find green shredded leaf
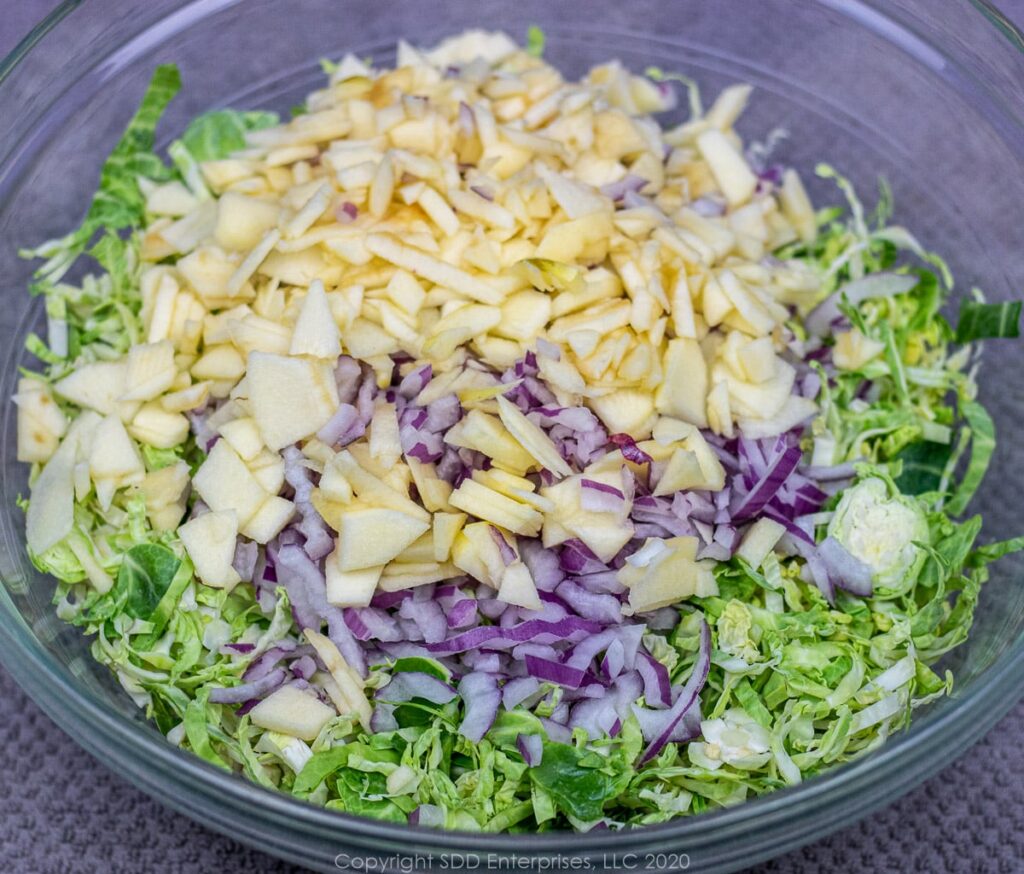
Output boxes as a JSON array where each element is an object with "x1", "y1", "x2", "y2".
[
  {"x1": 955, "y1": 299, "x2": 1021, "y2": 342},
  {"x1": 525, "y1": 25, "x2": 546, "y2": 58}
]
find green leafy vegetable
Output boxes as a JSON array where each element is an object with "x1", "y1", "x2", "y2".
[
  {"x1": 946, "y1": 401, "x2": 995, "y2": 516},
  {"x1": 21, "y1": 65, "x2": 181, "y2": 286},
  {"x1": 114, "y1": 544, "x2": 182, "y2": 621},
  {"x1": 956, "y1": 300, "x2": 1021, "y2": 342},
  {"x1": 178, "y1": 109, "x2": 279, "y2": 162},
  {"x1": 525, "y1": 25, "x2": 546, "y2": 58}
]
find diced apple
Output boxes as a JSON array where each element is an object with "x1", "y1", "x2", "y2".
[
  {"x1": 247, "y1": 352, "x2": 340, "y2": 450},
  {"x1": 588, "y1": 388, "x2": 656, "y2": 439},
  {"x1": 378, "y1": 561, "x2": 460, "y2": 591},
  {"x1": 214, "y1": 191, "x2": 281, "y2": 251},
  {"x1": 249, "y1": 684, "x2": 337, "y2": 741},
  {"x1": 326, "y1": 451, "x2": 429, "y2": 521},
  {"x1": 319, "y1": 457, "x2": 354, "y2": 504},
  {"x1": 289, "y1": 279, "x2": 342, "y2": 359},
  {"x1": 444, "y1": 409, "x2": 536, "y2": 475},
  {"x1": 696, "y1": 128, "x2": 757, "y2": 206},
  {"x1": 89, "y1": 414, "x2": 144, "y2": 483},
  {"x1": 161, "y1": 381, "x2": 211, "y2": 413},
  {"x1": 14, "y1": 379, "x2": 67, "y2": 463},
  {"x1": 406, "y1": 457, "x2": 453, "y2": 512},
  {"x1": 128, "y1": 403, "x2": 190, "y2": 449},
  {"x1": 304, "y1": 629, "x2": 373, "y2": 731},
  {"x1": 333, "y1": 504, "x2": 431, "y2": 570},
  {"x1": 54, "y1": 361, "x2": 127, "y2": 415},
  {"x1": 25, "y1": 428, "x2": 80, "y2": 555},
  {"x1": 326, "y1": 551, "x2": 382, "y2": 608},
  {"x1": 540, "y1": 474, "x2": 634, "y2": 561},
  {"x1": 449, "y1": 479, "x2": 543, "y2": 536},
  {"x1": 495, "y1": 290, "x2": 552, "y2": 342},
  {"x1": 217, "y1": 416, "x2": 263, "y2": 462},
  {"x1": 497, "y1": 561, "x2": 542, "y2": 610},
  {"x1": 432, "y1": 512, "x2": 467, "y2": 561},
  {"x1": 179, "y1": 509, "x2": 242, "y2": 590},
  {"x1": 248, "y1": 449, "x2": 286, "y2": 495},
  {"x1": 620, "y1": 542, "x2": 718, "y2": 615},
  {"x1": 191, "y1": 345, "x2": 246, "y2": 382},
  {"x1": 735, "y1": 518, "x2": 785, "y2": 569},
  {"x1": 140, "y1": 461, "x2": 189, "y2": 531},
  {"x1": 652, "y1": 448, "x2": 705, "y2": 496},
  {"x1": 451, "y1": 521, "x2": 508, "y2": 588},
  {"x1": 655, "y1": 339, "x2": 708, "y2": 428},
  {"x1": 495, "y1": 396, "x2": 572, "y2": 477},
  {"x1": 121, "y1": 341, "x2": 176, "y2": 402},
  {"x1": 192, "y1": 439, "x2": 269, "y2": 525},
  {"x1": 228, "y1": 314, "x2": 292, "y2": 356},
  {"x1": 240, "y1": 495, "x2": 296, "y2": 543},
  {"x1": 368, "y1": 400, "x2": 402, "y2": 469},
  {"x1": 394, "y1": 531, "x2": 436, "y2": 564},
  {"x1": 833, "y1": 328, "x2": 885, "y2": 371}
]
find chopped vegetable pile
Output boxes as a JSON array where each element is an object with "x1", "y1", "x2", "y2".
[{"x1": 14, "y1": 29, "x2": 1024, "y2": 831}]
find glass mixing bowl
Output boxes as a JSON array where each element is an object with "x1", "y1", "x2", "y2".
[{"x1": 1, "y1": 1, "x2": 1023, "y2": 870}]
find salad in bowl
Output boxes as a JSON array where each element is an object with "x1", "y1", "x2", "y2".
[{"x1": 13, "y1": 28, "x2": 1022, "y2": 831}]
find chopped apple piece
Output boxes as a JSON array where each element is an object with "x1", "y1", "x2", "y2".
[
  {"x1": 655, "y1": 339, "x2": 708, "y2": 428},
  {"x1": 368, "y1": 399, "x2": 402, "y2": 469},
  {"x1": 121, "y1": 341, "x2": 176, "y2": 402},
  {"x1": 192, "y1": 439, "x2": 269, "y2": 525},
  {"x1": 333, "y1": 503, "x2": 431, "y2": 570},
  {"x1": 214, "y1": 191, "x2": 281, "y2": 251},
  {"x1": 406, "y1": 457, "x2": 453, "y2": 512},
  {"x1": 128, "y1": 403, "x2": 190, "y2": 449},
  {"x1": 378, "y1": 561, "x2": 460, "y2": 591},
  {"x1": 394, "y1": 531, "x2": 436, "y2": 564},
  {"x1": 326, "y1": 551, "x2": 383, "y2": 608},
  {"x1": 696, "y1": 128, "x2": 757, "y2": 206},
  {"x1": 497, "y1": 561, "x2": 542, "y2": 610},
  {"x1": 652, "y1": 447, "x2": 705, "y2": 496},
  {"x1": 495, "y1": 396, "x2": 571, "y2": 477},
  {"x1": 289, "y1": 279, "x2": 342, "y2": 359},
  {"x1": 248, "y1": 449, "x2": 286, "y2": 495},
  {"x1": 14, "y1": 378, "x2": 67, "y2": 463},
  {"x1": 432, "y1": 512, "x2": 467, "y2": 561},
  {"x1": 451, "y1": 521, "x2": 508, "y2": 588},
  {"x1": 217, "y1": 416, "x2": 263, "y2": 461},
  {"x1": 326, "y1": 450, "x2": 429, "y2": 521},
  {"x1": 449, "y1": 479, "x2": 543, "y2": 536},
  {"x1": 89, "y1": 414, "x2": 145, "y2": 483},
  {"x1": 54, "y1": 361, "x2": 127, "y2": 415},
  {"x1": 250, "y1": 684, "x2": 336, "y2": 741},
  {"x1": 247, "y1": 352, "x2": 340, "y2": 450},
  {"x1": 140, "y1": 461, "x2": 189, "y2": 531},
  {"x1": 619, "y1": 537, "x2": 718, "y2": 615},
  {"x1": 540, "y1": 474, "x2": 635, "y2": 561},
  {"x1": 319, "y1": 456, "x2": 354, "y2": 503},
  {"x1": 735, "y1": 517, "x2": 786, "y2": 569},
  {"x1": 179, "y1": 510, "x2": 242, "y2": 590},
  {"x1": 161, "y1": 381, "x2": 211, "y2": 413},
  {"x1": 444, "y1": 409, "x2": 535, "y2": 475},
  {"x1": 305, "y1": 629, "x2": 373, "y2": 731},
  {"x1": 589, "y1": 388, "x2": 656, "y2": 439},
  {"x1": 240, "y1": 495, "x2": 296, "y2": 543}
]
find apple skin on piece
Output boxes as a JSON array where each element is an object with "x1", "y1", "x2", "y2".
[{"x1": 246, "y1": 351, "x2": 340, "y2": 451}]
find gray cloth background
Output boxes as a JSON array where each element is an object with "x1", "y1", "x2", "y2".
[{"x1": 2, "y1": 3, "x2": 1023, "y2": 872}]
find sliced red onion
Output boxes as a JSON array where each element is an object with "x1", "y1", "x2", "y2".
[
  {"x1": 399, "y1": 598, "x2": 449, "y2": 644},
  {"x1": 524, "y1": 655, "x2": 589, "y2": 689},
  {"x1": 488, "y1": 526, "x2": 517, "y2": 566},
  {"x1": 209, "y1": 667, "x2": 286, "y2": 704},
  {"x1": 410, "y1": 804, "x2": 446, "y2": 828},
  {"x1": 469, "y1": 184, "x2": 495, "y2": 202},
  {"x1": 334, "y1": 356, "x2": 362, "y2": 404},
  {"x1": 636, "y1": 652, "x2": 672, "y2": 709},
  {"x1": 819, "y1": 535, "x2": 874, "y2": 596},
  {"x1": 568, "y1": 697, "x2": 620, "y2": 741},
  {"x1": 457, "y1": 672, "x2": 501, "y2": 742},
  {"x1": 638, "y1": 618, "x2": 711, "y2": 764},
  {"x1": 516, "y1": 733, "x2": 544, "y2": 766},
  {"x1": 601, "y1": 639, "x2": 625, "y2": 679},
  {"x1": 731, "y1": 444, "x2": 803, "y2": 521},
  {"x1": 317, "y1": 403, "x2": 359, "y2": 445},
  {"x1": 427, "y1": 617, "x2": 603, "y2": 655},
  {"x1": 424, "y1": 394, "x2": 462, "y2": 431},
  {"x1": 336, "y1": 201, "x2": 358, "y2": 223},
  {"x1": 580, "y1": 478, "x2": 626, "y2": 514},
  {"x1": 690, "y1": 195, "x2": 727, "y2": 217},
  {"x1": 555, "y1": 580, "x2": 622, "y2": 624},
  {"x1": 446, "y1": 597, "x2": 478, "y2": 629},
  {"x1": 520, "y1": 538, "x2": 564, "y2": 591},
  {"x1": 232, "y1": 540, "x2": 259, "y2": 583},
  {"x1": 608, "y1": 433, "x2": 653, "y2": 464},
  {"x1": 243, "y1": 642, "x2": 296, "y2": 681},
  {"x1": 397, "y1": 364, "x2": 432, "y2": 399},
  {"x1": 290, "y1": 655, "x2": 318, "y2": 680},
  {"x1": 502, "y1": 676, "x2": 541, "y2": 710},
  {"x1": 600, "y1": 174, "x2": 648, "y2": 202},
  {"x1": 539, "y1": 718, "x2": 572, "y2": 744}
]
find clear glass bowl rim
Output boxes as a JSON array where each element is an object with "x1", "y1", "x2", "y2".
[{"x1": 1, "y1": 0, "x2": 1023, "y2": 866}]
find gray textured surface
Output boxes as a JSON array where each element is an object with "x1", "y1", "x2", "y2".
[{"x1": 2, "y1": 3, "x2": 1024, "y2": 873}]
